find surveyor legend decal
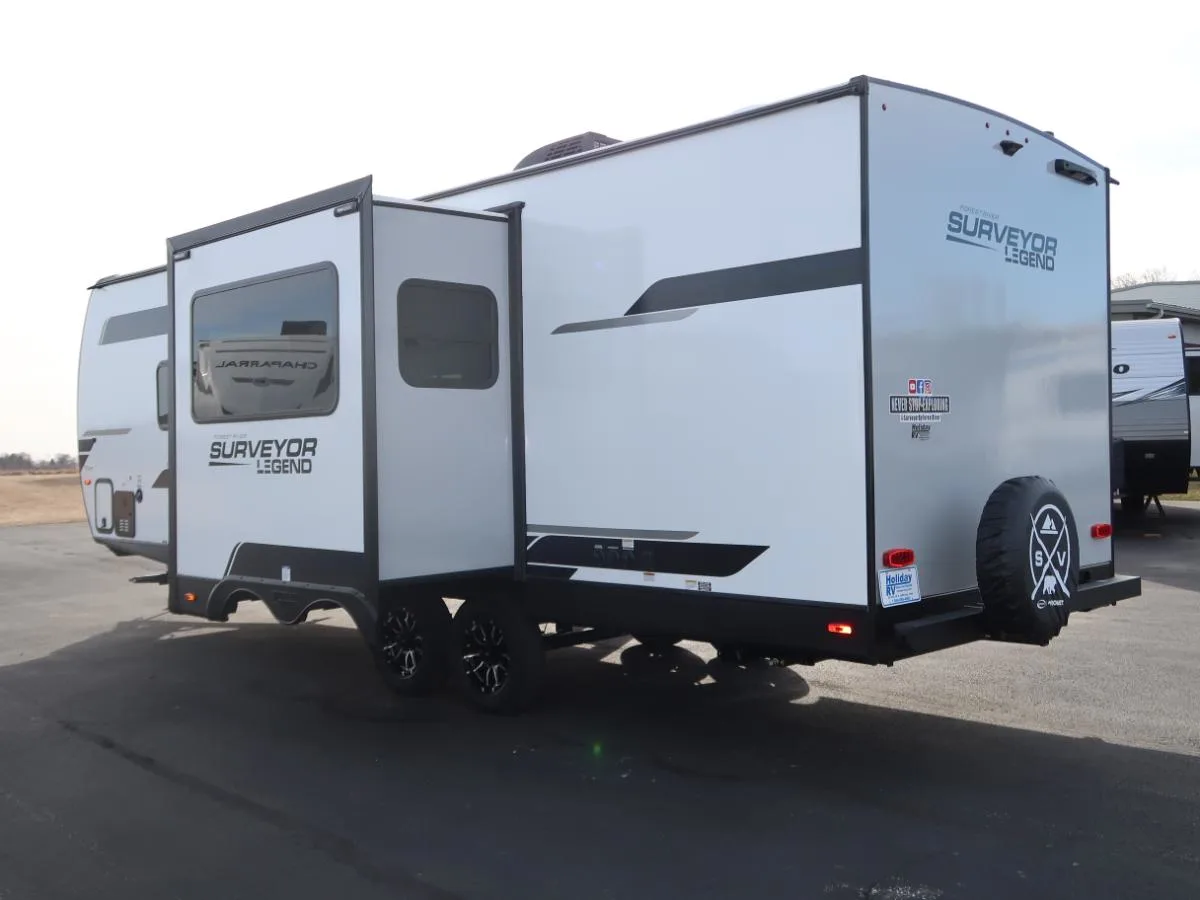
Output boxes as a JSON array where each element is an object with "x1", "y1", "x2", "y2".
[
  {"x1": 208, "y1": 436, "x2": 318, "y2": 475},
  {"x1": 945, "y1": 204, "x2": 1059, "y2": 273}
]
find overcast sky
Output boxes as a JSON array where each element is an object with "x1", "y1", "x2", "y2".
[{"x1": 3, "y1": 0, "x2": 1196, "y2": 457}]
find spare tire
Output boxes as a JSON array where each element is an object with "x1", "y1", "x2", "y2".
[{"x1": 976, "y1": 475, "x2": 1079, "y2": 644}]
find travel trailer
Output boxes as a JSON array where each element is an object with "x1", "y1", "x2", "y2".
[
  {"x1": 1111, "y1": 318, "x2": 1191, "y2": 513},
  {"x1": 77, "y1": 266, "x2": 170, "y2": 563},
  {"x1": 1186, "y1": 347, "x2": 1200, "y2": 474},
  {"x1": 80, "y1": 75, "x2": 1140, "y2": 714}
]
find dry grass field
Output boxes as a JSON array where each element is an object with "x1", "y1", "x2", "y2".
[{"x1": 0, "y1": 471, "x2": 85, "y2": 527}]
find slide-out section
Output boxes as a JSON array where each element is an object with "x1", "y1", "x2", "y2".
[
  {"x1": 372, "y1": 201, "x2": 514, "y2": 582},
  {"x1": 170, "y1": 183, "x2": 369, "y2": 615}
]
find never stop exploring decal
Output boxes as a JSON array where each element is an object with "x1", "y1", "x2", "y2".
[{"x1": 889, "y1": 377, "x2": 951, "y2": 440}]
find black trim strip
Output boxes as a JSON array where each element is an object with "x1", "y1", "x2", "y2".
[
  {"x1": 526, "y1": 535, "x2": 767, "y2": 578},
  {"x1": 624, "y1": 247, "x2": 864, "y2": 317},
  {"x1": 169, "y1": 176, "x2": 373, "y2": 254},
  {"x1": 167, "y1": 221, "x2": 179, "y2": 610},
  {"x1": 360, "y1": 178, "x2": 380, "y2": 627},
  {"x1": 417, "y1": 79, "x2": 866, "y2": 202},
  {"x1": 863, "y1": 78, "x2": 1108, "y2": 173},
  {"x1": 82, "y1": 428, "x2": 131, "y2": 437},
  {"x1": 529, "y1": 525, "x2": 699, "y2": 540},
  {"x1": 372, "y1": 198, "x2": 508, "y2": 222},
  {"x1": 78, "y1": 438, "x2": 96, "y2": 453},
  {"x1": 152, "y1": 469, "x2": 169, "y2": 489},
  {"x1": 224, "y1": 543, "x2": 369, "y2": 595},
  {"x1": 100, "y1": 306, "x2": 169, "y2": 345},
  {"x1": 88, "y1": 265, "x2": 168, "y2": 291},
  {"x1": 859, "y1": 85, "x2": 879, "y2": 647},
  {"x1": 487, "y1": 201, "x2": 528, "y2": 581},
  {"x1": 552, "y1": 309, "x2": 697, "y2": 335}
]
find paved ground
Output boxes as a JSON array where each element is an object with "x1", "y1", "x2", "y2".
[{"x1": 0, "y1": 511, "x2": 1197, "y2": 900}]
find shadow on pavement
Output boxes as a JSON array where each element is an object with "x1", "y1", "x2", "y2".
[
  {"x1": 1114, "y1": 501, "x2": 1200, "y2": 593},
  {"x1": 0, "y1": 612, "x2": 1196, "y2": 900}
]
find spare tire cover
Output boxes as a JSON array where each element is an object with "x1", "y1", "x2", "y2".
[{"x1": 976, "y1": 475, "x2": 1079, "y2": 644}]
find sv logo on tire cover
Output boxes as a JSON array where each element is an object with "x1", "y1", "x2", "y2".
[{"x1": 1029, "y1": 504, "x2": 1071, "y2": 607}]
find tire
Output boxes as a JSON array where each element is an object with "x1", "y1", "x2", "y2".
[
  {"x1": 633, "y1": 634, "x2": 681, "y2": 653},
  {"x1": 976, "y1": 475, "x2": 1079, "y2": 645},
  {"x1": 450, "y1": 595, "x2": 546, "y2": 715},
  {"x1": 375, "y1": 593, "x2": 452, "y2": 697}
]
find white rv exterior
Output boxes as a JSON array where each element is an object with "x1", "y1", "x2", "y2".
[
  {"x1": 1110, "y1": 318, "x2": 1191, "y2": 504},
  {"x1": 77, "y1": 267, "x2": 170, "y2": 563},
  {"x1": 85, "y1": 75, "x2": 1141, "y2": 714}
]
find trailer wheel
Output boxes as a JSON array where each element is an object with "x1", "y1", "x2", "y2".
[
  {"x1": 976, "y1": 475, "x2": 1079, "y2": 645},
  {"x1": 632, "y1": 634, "x2": 681, "y2": 654},
  {"x1": 375, "y1": 593, "x2": 451, "y2": 697},
  {"x1": 451, "y1": 595, "x2": 545, "y2": 715}
]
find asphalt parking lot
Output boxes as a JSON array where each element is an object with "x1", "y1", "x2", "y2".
[{"x1": 1, "y1": 513, "x2": 1197, "y2": 900}]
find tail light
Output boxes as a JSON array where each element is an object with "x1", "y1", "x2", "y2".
[
  {"x1": 827, "y1": 623, "x2": 854, "y2": 636},
  {"x1": 882, "y1": 548, "x2": 915, "y2": 568}
]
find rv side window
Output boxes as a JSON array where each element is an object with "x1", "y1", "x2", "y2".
[
  {"x1": 190, "y1": 262, "x2": 339, "y2": 423},
  {"x1": 1187, "y1": 357, "x2": 1200, "y2": 395},
  {"x1": 396, "y1": 279, "x2": 499, "y2": 390},
  {"x1": 156, "y1": 361, "x2": 169, "y2": 430}
]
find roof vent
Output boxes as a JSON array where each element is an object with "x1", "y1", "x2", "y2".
[{"x1": 514, "y1": 131, "x2": 621, "y2": 170}]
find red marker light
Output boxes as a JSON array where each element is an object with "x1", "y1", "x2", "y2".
[
  {"x1": 1091, "y1": 523, "x2": 1113, "y2": 539},
  {"x1": 882, "y1": 548, "x2": 915, "y2": 568},
  {"x1": 828, "y1": 623, "x2": 854, "y2": 636}
]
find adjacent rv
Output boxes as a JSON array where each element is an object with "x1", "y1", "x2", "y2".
[
  {"x1": 82, "y1": 75, "x2": 1141, "y2": 714},
  {"x1": 1111, "y1": 317, "x2": 1191, "y2": 512},
  {"x1": 77, "y1": 267, "x2": 170, "y2": 563},
  {"x1": 1186, "y1": 346, "x2": 1200, "y2": 474}
]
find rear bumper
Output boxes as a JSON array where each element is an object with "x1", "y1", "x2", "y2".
[
  {"x1": 1069, "y1": 573, "x2": 1141, "y2": 611},
  {"x1": 887, "y1": 573, "x2": 1142, "y2": 659}
]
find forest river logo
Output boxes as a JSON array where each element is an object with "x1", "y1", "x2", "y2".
[
  {"x1": 946, "y1": 206, "x2": 1059, "y2": 272},
  {"x1": 208, "y1": 437, "x2": 318, "y2": 475}
]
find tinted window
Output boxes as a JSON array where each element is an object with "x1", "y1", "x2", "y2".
[
  {"x1": 1187, "y1": 356, "x2": 1200, "y2": 395},
  {"x1": 156, "y1": 361, "x2": 169, "y2": 429},
  {"x1": 397, "y1": 279, "x2": 499, "y2": 390},
  {"x1": 191, "y1": 263, "x2": 338, "y2": 422}
]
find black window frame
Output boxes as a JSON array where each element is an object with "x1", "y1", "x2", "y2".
[
  {"x1": 155, "y1": 360, "x2": 169, "y2": 430},
  {"x1": 396, "y1": 278, "x2": 500, "y2": 391},
  {"x1": 1186, "y1": 354, "x2": 1200, "y2": 396},
  {"x1": 189, "y1": 261, "x2": 340, "y2": 425}
]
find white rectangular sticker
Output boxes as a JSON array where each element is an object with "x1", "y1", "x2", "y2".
[{"x1": 878, "y1": 566, "x2": 921, "y2": 608}]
